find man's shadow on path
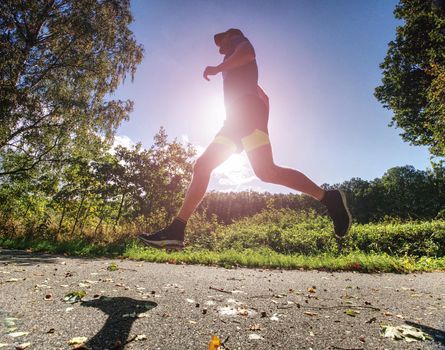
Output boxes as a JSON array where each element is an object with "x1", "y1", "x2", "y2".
[{"x1": 81, "y1": 296, "x2": 157, "y2": 350}]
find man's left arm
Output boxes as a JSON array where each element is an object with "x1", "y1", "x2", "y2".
[{"x1": 203, "y1": 41, "x2": 255, "y2": 81}]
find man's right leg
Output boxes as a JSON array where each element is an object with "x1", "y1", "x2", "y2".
[
  {"x1": 177, "y1": 139, "x2": 236, "y2": 221},
  {"x1": 138, "y1": 139, "x2": 236, "y2": 249}
]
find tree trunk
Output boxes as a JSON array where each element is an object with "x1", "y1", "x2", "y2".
[
  {"x1": 57, "y1": 204, "x2": 67, "y2": 236},
  {"x1": 71, "y1": 195, "x2": 86, "y2": 236},
  {"x1": 114, "y1": 193, "x2": 126, "y2": 231}
]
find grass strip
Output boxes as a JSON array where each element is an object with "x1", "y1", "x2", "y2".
[{"x1": 1, "y1": 237, "x2": 444, "y2": 273}]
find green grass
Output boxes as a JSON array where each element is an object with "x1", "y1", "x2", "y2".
[
  {"x1": 1, "y1": 237, "x2": 445, "y2": 273},
  {"x1": 124, "y1": 244, "x2": 445, "y2": 273},
  {"x1": 2, "y1": 209, "x2": 445, "y2": 273}
]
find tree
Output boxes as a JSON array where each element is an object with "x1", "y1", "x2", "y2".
[
  {"x1": 0, "y1": 0, "x2": 143, "y2": 176},
  {"x1": 375, "y1": 0, "x2": 445, "y2": 158}
]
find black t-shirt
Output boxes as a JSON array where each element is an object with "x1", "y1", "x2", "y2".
[{"x1": 222, "y1": 35, "x2": 259, "y2": 108}]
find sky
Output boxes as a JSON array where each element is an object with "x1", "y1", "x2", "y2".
[{"x1": 112, "y1": 0, "x2": 433, "y2": 194}]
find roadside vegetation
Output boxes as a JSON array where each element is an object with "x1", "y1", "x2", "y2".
[{"x1": 1, "y1": 209, "x2": 444, "y2": 273}]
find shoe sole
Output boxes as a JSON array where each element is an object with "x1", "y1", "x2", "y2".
[
  {"x1": 338, "y1": 190, "x2": 352, "y2": 237},
  {"x1": 138, "y1": 235, "x2": 184, "y2": 251}
]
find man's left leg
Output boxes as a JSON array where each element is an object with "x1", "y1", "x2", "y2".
[
  {"x1": 243, "y1": 131, "x2": 352, "y2": 236},
  {"x1": 138, "y1": 140, "x2": 236, "y2": 250}
]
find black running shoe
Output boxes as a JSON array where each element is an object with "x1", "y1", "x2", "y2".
[
  {"x1": 138, "y1": 230, "x2": 184, "y2": 250},
  {"x1": 138, "y1": 218, "x2": 186, "y2": 250},
  {"x1": 321, "y1": 189, "x2": 352, "y2": 237}
]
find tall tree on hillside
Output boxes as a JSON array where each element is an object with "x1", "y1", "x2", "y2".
[
  {"x1": 0, "y1": 0, "x2": 143, "y2": 176},
  {"x1": 375, "y1": 0, "x2": 445, "y2": 158}
]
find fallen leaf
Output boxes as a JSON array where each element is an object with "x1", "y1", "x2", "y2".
[
  {"x1": 135, "y1": 334, "x2": 147, "y2": 341},
  {"x1": 304, "y1": 311, "x2": 318, "y2": 316},
  {"x1": 107, "y1": 263, "x2": 119, "y2": 271},
  {"x1": 380, "y1": 324, "x2": 432, "y2": 342},
  {"x1": 248, "y1": 334, "x2": 264, "y2": 340},
  {"x1": 307, "y1": 286, "x2": 316, "y2": 293},
  {"x1": 4, "y1": 317, "x2": 18, "y2": 327},
  {"x1": 344, "y1": 309, "x2": 360, "y2": 317},
  {"x1": 5, "y1": 278, "x2": 19, "y2": 282},
  {"x1": 63, "y1": 290, "x2": 86, "y2": 303},
  {"x1": 248, "y1": 324, "x2": 261, "y2": 331},
  {"x1": 238, "y1": 308, "x2": 249, "y2": 316},
  {"x1": 270, "y1": 313, "x2": 279, "y2": 321},
  {"x1": 8, "y1": 332, "x2": 29, "y2": 338},
  {"x1": 68, "y1": 337, "x2": 88, "y2": 345},
  {"x1": 208, "y1": 335, "x2": 221, "y2": 350},
  {"x1": 15, "y1": 342, "x2": 31, "y2": 349}
]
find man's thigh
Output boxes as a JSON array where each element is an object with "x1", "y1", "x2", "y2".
[{"x1": 196, "y1": 138, "x2": 236, "y2": 171}]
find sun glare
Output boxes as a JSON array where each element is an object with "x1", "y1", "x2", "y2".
[
  {"x1": 213, "y1": 152, "x2": 256, "y2": 188},
  {"x1": 202, "y1": 94, "x2": 226, "y2": 131},
  {"x1": 195, "y1": 94, "x2": 258, "y2": 190}
]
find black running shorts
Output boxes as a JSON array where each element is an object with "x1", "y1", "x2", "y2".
[{"x1": 212, "y1": 94, "x2": 270, "y2": 153}]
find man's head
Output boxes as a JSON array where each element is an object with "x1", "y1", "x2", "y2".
[{"x1": 214, "y1": 28, "x2": 244, "y2": 55}]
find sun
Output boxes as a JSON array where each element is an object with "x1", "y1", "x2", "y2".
[{"x1": 202, "y1": 93, "x2": 226, "y2": 132}]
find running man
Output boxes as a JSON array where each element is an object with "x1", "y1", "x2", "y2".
[{"x1": 139, "y1": 28, "x2": 352, "y2": 250}]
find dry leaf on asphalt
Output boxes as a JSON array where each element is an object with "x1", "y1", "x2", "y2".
[
  {"x1": 135, "y1": 334, "x2": 147, "y2": 341},
  {"x1": 208, "y1": 335, "x2": 221, "y2": 350},
  {"x1": 344, "y1": 309, "x2": 360, "y2": 317},
  {"x1": 248, "y1": 334, "x2": 264, "y2": 340},
  {"x1": 63, "y1": 290, "x2": 86, "y2": 303},
  {"x1": 8, "y1": 332, "x2": 29, "y2": 338},
  {"x1": 68, "y1": 337, "x2": 88, "y2": 345},
  {"x1": 303, "y1": 311, "x2": 318, "y2": 316},
  {"x1": 380, "y1": 324, "x2": 432, "y2": 342},
  {"x1": 307, "y1": 286, "x2": 316, "y2": 293}
]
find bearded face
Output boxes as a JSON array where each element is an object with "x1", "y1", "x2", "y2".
[{"x1": 218, "y1": 35, "x2": 232, "y2": 55}]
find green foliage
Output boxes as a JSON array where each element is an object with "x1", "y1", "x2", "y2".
[
  {"x1": 197, "y1": 190, "x2": 324, "y2": 224},
  {"x1": 0, "y1": 128, "x2": 196, "y2": 241},
  {"x1": 213, "y1": 208, "x2": 445, "y2": 257},
  {"x1": 339, "y1": 164, "x2": 445, "y2": 223},
  {"x1": 215, "y1": 209, "x2": 337, "y2": 255},
  {"x1": 184, "y1": 210, "x2": 221, "y2": 250},
  {"x1": 346, "y1": 218, "x2": 445, "y2": 257},
  {"x1": 0, "y1": 0, "x2": 143, "y2": 175},
  {"x1": 375, "y1": 0, "x2": 445, "y2": 157}
]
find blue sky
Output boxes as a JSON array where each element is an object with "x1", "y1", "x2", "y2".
[{"x1": 112, "y1": 0, "x2": 432, "y2": 193}]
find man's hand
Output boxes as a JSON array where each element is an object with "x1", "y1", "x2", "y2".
[{"x1": 203, "y1": 66, "x2": 220, "y2": 81}]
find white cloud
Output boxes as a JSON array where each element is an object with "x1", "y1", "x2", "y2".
[
  {"x1": 109, "y1": 135, "x2": 136, "y2": 154},
  {"x1": 114, "y1": 135, "x2": 135, "y2": 149}
]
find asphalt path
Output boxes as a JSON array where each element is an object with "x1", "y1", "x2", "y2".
[{"x1": 0, "y1": 248, "x2": 444, "y2": 350}]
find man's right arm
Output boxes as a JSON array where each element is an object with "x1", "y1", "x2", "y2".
[{"x1": 216, "y1": 41, "x2": 256, "y2": 73}]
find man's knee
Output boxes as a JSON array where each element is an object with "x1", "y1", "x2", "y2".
[{"x1": 253, "y1": 164, "x2": 280, "y2": 183}]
